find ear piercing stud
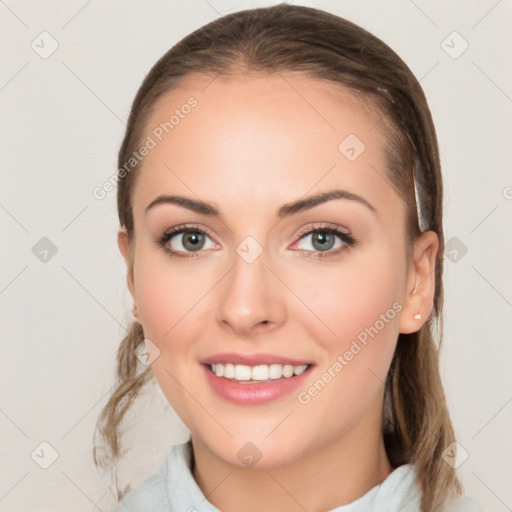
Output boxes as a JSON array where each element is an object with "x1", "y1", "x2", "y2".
[{"x1": 413, "y1": 313, "x2": 422, "y2": 320}]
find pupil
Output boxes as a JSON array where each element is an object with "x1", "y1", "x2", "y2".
[
  {"x1": 313, "y1": 232, "x2": 334, "y2": 251},
  {"x1": 183, "y1": 232, "x2": 204, "y2": 251}
]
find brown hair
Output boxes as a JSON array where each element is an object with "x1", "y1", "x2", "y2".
[{"x1": 93, "y1": 4, "x2": 462, "y2": 510}]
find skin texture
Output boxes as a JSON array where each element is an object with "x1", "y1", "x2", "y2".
[{"x1": 118, "y1": 72, "x2": 438, "y2": 512}]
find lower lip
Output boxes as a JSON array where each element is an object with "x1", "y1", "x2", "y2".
[{"x1": 202, "y1": 364, "x2": 313, "y2": 405}]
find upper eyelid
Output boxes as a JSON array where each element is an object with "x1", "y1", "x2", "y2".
[
  {"x1": 295, "y1": 223, "x2": 350, "y2": 237},
  {"x1": 161, "y1": 223, "x2": 214, "y2": 237}
]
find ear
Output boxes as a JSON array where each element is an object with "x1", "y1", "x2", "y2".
[
  {"x1": 399, "y1": 230, "x2": 439, "y2": 334},
  {"x1": 117, "y1": 227, "x2": 136, "y2": 301}
]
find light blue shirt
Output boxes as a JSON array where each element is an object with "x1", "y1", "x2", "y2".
[{"x1": 118, "y1": 441, "x2": 484, "y2": 511}]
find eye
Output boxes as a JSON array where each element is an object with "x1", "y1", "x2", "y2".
[
  {"x1": 292, "y1": 224, "x2": 356, "y2": 258},
  {"x1": 155, "y1": 225, "x2": 217, "y2": 259}
]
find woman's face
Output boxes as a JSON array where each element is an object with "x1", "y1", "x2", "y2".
[{"x1": 119, "y1": 72, "x2": 434, "y2": 468}]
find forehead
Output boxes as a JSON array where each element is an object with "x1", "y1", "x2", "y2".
[
  {"x1": 131, "y1": 72, "x2": 402, "y2": 225},
  {"x1": 146, "y1": 71, "x2": 381, "y2": 143}
]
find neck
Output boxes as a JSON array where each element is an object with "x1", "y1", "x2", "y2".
[{"x1": 191, "y1": 405, "x2": 393, "y2": 512}]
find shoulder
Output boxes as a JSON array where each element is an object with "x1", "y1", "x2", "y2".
[
  {"x1": 117, "y1": 450, "x2": 171, "y2": 512},
  {"x1": 370, "y1": 464, "x2": 485, "y2": 512},
  {"x1": 117, "y1": 441, "x2": 220, "y2": 512}
]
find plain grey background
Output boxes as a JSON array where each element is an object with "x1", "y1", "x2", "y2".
[{"x1": 1, "y1": 1, "x2": 511, "y2": 511}]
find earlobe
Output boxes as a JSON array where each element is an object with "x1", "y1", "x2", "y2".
[
  {"x1": 399, "y1": 231, "x2": 439, "y2": 334},
  {"x1": 117, "y1": 228, "x2": 136, "y2": 300}
]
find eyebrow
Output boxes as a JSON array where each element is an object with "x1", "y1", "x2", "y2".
[
  {"x1": 144, "y1": 189, "x2": 376, "y2": 218},
  {"x1": 276, "y1": 189, "x2": 376, "y2": 217}
]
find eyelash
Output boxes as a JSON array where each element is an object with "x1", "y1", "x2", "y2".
[
  {"x1": 154, "y1": 224, "x2": 213, "y2": 261},
  {"x1": 294, "y1": 224, "x2": 356, "y2": 258},
  {"x1": 154, "y1": 223, "x2": 357, "y2": 260}
]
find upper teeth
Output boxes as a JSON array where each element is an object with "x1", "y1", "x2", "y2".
[{"x1": 211, "y1": 363, "x2": 308, "y2": 381}]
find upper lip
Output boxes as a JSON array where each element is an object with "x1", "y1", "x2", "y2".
[{"x1": 200, "y1": 353, "x2": 313, "y2": 366}]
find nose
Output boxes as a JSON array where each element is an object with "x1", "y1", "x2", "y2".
[{"x1": 214, "y1": 248, "x2": 286, "y2": 337}]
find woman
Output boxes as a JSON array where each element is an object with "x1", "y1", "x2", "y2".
[{"x1": 94, "y1": 4, "x2": 484, "y2": 511}]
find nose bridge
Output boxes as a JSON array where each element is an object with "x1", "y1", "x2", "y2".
[{"x1": 215, "y1": 240, "x2": 285, "y2": 335}]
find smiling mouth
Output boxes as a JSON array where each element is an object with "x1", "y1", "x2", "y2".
[{"x1": 208, "y1": 363, "x2": 310, "y2": 383}]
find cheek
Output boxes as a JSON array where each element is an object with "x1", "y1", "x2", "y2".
[
  {"x1": 291, "y1": 246, "x2": 405, "y2": 351},
  {"x1": 132, "y1": 255, "x2": 211, "y2": 426},
  {"x1": 132, "y1": 251, "x2": 216, "y2": 404},
  {"x1": 289, "y1": 247, "x2": 404, "y2": 415},
  {"x1": 134, "y1": 250, "x2": 213, "y2": 340}
]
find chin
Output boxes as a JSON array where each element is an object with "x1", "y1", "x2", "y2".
[{"x1": 191, "y1": 420, "x2": 322, "y2": 470}]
